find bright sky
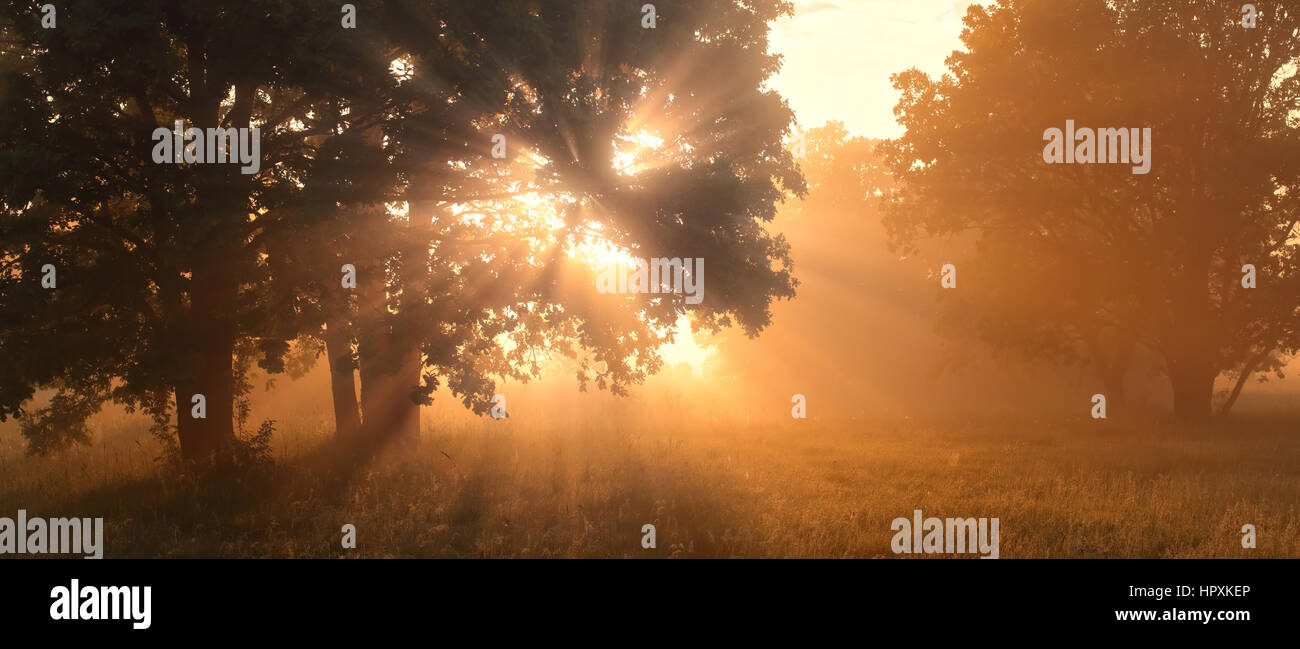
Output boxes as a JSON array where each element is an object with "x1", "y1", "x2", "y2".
[
  {"x1": 660, "y1": 2, "x2": 978, "y2": 373},
  {"x1": 768, "y1": 0, "x2": 978, "y2": 138}
]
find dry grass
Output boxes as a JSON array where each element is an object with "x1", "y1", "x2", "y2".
[{"x1": 0, "y1": 412, "x2": 1297, "y2": 558}]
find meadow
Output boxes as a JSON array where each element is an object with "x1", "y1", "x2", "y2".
[{"x1": 1, "y1": 407, "x2": 1296, "y2": 558}]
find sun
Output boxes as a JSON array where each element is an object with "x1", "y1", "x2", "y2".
[
  {"x1": 659, "y1": 316, "x2": 715, "y2": 374},
  {"x1": 612, "y1": 130, "x2": 665, "y2": 176},
  {"x1": 443, "y1": 128, "x2": 713, "y2": 374}
]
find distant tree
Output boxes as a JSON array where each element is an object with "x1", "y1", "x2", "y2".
[{"x1": 879, "y1": 0, "x2": 1300, "y2": 421}]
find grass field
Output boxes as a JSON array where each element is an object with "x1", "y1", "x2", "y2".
[{"x1": 1, "y1": 411, "x2": 1297, "y2": 558}]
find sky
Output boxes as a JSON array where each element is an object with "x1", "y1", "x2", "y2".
[
  {"x1": 767, "y1": 0, "x2": 978, "y2": 138},
  {"x1": 656, "y1": 1, "x2": 977, "y2": 372},
  {"x1": 659, "y1": 2, "x2": 979, "y2": 372}
]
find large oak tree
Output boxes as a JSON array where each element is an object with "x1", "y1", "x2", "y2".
[
  {"x1": 0, "y1": 0, "x2": 804, "y2": 461},
  {"x1": 880, "y1": 0, "x2": 1300, "y2": 420}
]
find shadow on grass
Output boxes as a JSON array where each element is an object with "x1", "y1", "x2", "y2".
[{"x1": 49, "y1": 425, "x2": 764, "y2": 558}]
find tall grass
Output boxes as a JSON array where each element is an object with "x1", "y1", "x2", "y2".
[{"x1": 0, "y1": 411, "x2": 1296, "y2": 558}]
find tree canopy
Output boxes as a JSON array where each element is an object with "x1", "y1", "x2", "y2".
[
  {"x1": 880, "y1": 0, "x2": 1300, "y2": 420},
  {"x1": 0, "y1": 0, "x2": 804, "y2": 462}
]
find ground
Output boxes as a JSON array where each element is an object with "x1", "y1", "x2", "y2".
[{"x1": 1, "y1": 413, "x2": 1296, "y2": 558}]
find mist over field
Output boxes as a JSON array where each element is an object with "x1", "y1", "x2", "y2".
[
  {"x1": 3, "y1": 138, "x2": 1297, "y2": 558},
  {"x1": 2, "y1": 1, "x2": 1298, "y2": 559}
]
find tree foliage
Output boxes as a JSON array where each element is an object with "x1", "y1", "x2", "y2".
[
  {"x1": 880, "y1": 0, "x2": 1300, "y2": 420},
  {"x1": 0, "y1": 0, "x2": 804, "y2": 459}
]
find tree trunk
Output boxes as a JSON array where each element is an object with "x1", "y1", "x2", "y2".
[
  {"x1": 1217, "y1": 350, "x2": 1268, "y2": 418},
  {"x1": 1087, "y1": 332, "x2": 1133, "y2": 418},
  {"x1": 1168, "y1": 359, "x2": 1216, "y2": 423},
  {"x1": 322, "y1": 318, "x2": 362, "y2": 442},
  {"x1": 387, "y1": 192, "x2": 433, "y2": 446},
  {"x1": 175, "y1": 269, "x2": 237, "y2": 466},
  {"x1": 355, "y1": 282, "x2": 421, "y2": 447},
  {"x1": 320, "y1": 258, "x2": 362, "y2": 442},
  {"x1": 388, "y1": 348, "x2": 422, "y2": 445},
  {"x1": 1163, "y1": 231, "x2": 1217, "y2": 424},
  {"x1": 344, "y1": 95, "x2": 422, "y2": 448},
  {"x1": 356, "y1": 259, "x2": 391, "y2": 438},
  {"x1": 172, "y1": 76, "x2": 242, "y2": 467},
  {"x1": 355, "y1": 258, "x2": 421, "y2": 447}
]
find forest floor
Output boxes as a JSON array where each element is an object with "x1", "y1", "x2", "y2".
[{"x1": 1, "y1": 412, "x2": 1297, "y2": 558}]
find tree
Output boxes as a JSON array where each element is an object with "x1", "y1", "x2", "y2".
[
  {"x1": 311, "y1": 0, "x2": 806, "y2": 446},
  {"x1": 0, "y1": 0, "x2": 805, "y2": 461},
  {"x1": 879, "y1": 0, "x2": 1300, "y2": 421},
  {"x1": 0, "y1": 0, "x2": 390, "y2": 463}
]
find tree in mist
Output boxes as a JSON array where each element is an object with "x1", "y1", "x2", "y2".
[
  {"x1": 265, "y1": 0, "x2": 805, "y2": 448},
  {"x1": 387, "y1": 0, "x2": 804, "y2": 439},
  {"x1": 0, "y1": 0, "x2": 391, "y2": 462},
  {"x1": 880, "y1": 0, "x2": 1300, "y2": 421},
  {"x1": 0, "y1": 0, "x2": 804, "y2": 462}
]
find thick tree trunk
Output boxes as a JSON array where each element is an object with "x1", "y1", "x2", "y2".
[
  {"x1": 356, "y1": 260, "x2": 390, "y2": 437},
  {"x1": 1163, "y1": 230, "x2": 1217, "y2": 424},
  {"x1": 322, "y1": 318, "x2": 362, "y2": 442},
  {"x1": 320, "y1": 260, "x2": 362, "y2": 442},
  {"x1": 1168, "y1": 359, "x2": 1216, "y2": 422},
  {"x1": 1087, "y1": 332, "x2": 1133, "y2": 418},
  {"x1": 172, "y1": 75, "x2": 244, "y2": 467},
  {"x1": 175, "y1": 270, "x2": 237, "y2": 466}
]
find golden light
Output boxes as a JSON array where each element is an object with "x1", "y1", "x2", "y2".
[
  {"x1": 659, "y1": 315, "x2": 715, "y2": 374},
  {"x1": 426, "y1": 126, "x2": 714, "y2": 375},
  {"x1": 612, "y1": 129, "x2": 666, "y2": 176}
]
